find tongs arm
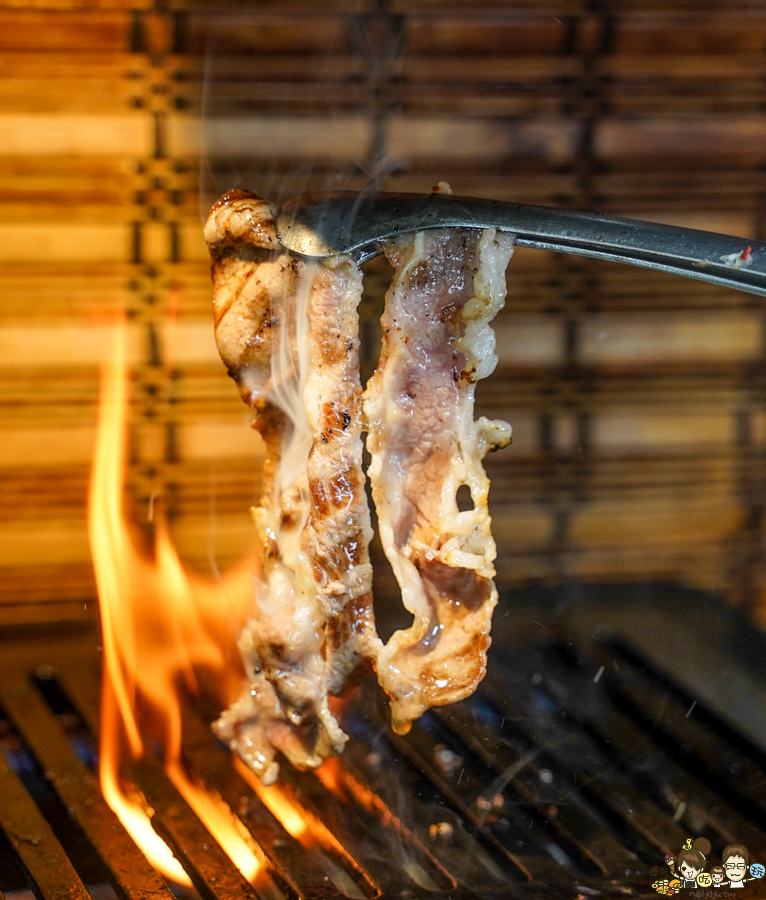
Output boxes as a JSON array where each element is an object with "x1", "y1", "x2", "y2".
[{"x1": 277, "y1": 192, "x2": 766, "y2": 299}]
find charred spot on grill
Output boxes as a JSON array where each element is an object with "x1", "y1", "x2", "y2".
[{"x1": 342, "y1": 410, "x2": 351, "y2": 430}]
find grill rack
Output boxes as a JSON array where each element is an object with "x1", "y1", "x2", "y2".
[{"x1": 1, "y1": 592, "x2": 765, "y2": 900}]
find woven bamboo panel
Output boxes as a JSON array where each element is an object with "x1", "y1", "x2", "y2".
[{"x1": 1, "y1": 2, "x2": 766, "y2": 623}]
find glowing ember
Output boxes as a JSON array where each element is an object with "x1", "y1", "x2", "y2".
[{"x1": 89, "y1": 318, "x2": 262, "y2": 885}]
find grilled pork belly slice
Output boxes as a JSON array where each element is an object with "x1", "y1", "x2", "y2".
[
  {"x1": 300, "y1": 260, "x2": 382, "y2": 698},
  {"x1": 364, "y1": 228, "x2": 514, "y2": 734},
  {"x1": 205, "y1": 191, "x2": 378, "y2": 783}
]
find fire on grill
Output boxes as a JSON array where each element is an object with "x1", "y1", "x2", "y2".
[
  {"x1": 3, "y1": 560, "x2": 766, "y2": 899},
  {"x1": 0, "y1": 315, "x2": 766, "y2": 900}
]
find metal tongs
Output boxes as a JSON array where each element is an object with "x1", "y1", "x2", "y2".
[{"x1": 277, "y1": 191, "x2": 766, "y2": 298}]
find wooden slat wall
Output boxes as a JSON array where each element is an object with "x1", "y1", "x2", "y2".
[{"x1": 2, "y1": 0, "x2": 766, "y2": 623}]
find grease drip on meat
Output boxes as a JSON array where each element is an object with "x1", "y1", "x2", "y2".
[{"x1": 205, "y1": 190, "x2": 514, "y2": 782}]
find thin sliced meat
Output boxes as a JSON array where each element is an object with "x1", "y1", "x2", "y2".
[
  {"x1": 205, "y1": 191, "x2": 378, "y2": 783},
  {"x1": 300, "y1": 259, "x2": 382, "y2": 699},
  {"x1": 364, "y1": 227, "x2": 514, "y2": 734},
  {"x1": 206, "y1": 190, "x2": 515, "y2": 779}
]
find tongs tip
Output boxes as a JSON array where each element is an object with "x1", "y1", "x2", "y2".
[{"x1": 275, "y1": 191, "x2": 766, "y2": 299}]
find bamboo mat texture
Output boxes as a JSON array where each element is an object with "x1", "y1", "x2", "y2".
[{"x1": 2, "y1": 1, "x2": 766, "y2": 624}]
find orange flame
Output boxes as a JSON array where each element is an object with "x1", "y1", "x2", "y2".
[
  {"x1": 89, "y1": 318, "x2": 261, "y2": 885},
  {"x1": 234, "y1": 757, "x2": 309, "y2": 841}
]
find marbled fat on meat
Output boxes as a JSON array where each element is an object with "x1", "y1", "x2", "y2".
[{"x1": 364, "y1": 228, "x2": 514, "y2": 734}]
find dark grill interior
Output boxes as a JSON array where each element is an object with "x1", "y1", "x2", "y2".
[{"x1": 2, "y1": 589, "x2": 765, "y2": 900}]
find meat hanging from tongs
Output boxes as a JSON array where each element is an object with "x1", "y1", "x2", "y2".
[
  {"x1": 205, "y1": 191, "x2": 380, "y2": 783},
  {"x1": 364, "y1": 228, "x2": 514, "y2": 734},
  {"x1": 204, "y1": 190, "x2": 514, "y2": 781}
]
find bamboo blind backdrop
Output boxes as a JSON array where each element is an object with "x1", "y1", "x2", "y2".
[{"x1": 2, "y1": 1, "x2": 766, "y2": 626}]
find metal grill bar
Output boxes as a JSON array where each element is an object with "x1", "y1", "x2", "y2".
[
  {"x1": 343, "y1": 710, "x2": 543, "y2": 887},
  {"x1": 58, "y1": 661, "x2": 283, "y2": 899},
  {"x1": 132, "y1": 756, "x2": 260, "y2": 900},
  {"x1": 281, "y1": 765, "x2": 455, "y2": 897},
  {"x1": 392, "y1": 705, "x2": 617, "y2": 879},
  {"x1": 538, "y1": 642, "x2": 766, "y2": 855},
  {"x1": 592, "y1": 639, "x2": 766, "y2": 831},
  {"x1": 177, "y1": 693, "x2": 361, "y2": 900},
  {"x1": 0, "y1": 744, "x2": 90, "y2": 900},
  {"x1": 320, "y1": 738, "x2": 520, "y2": 892},
  {"x1": 0, "y1": 679, "x2": 175, "y2": 900},
  {"x1": 56, "y1": 668, "x2": 100, "y2": 738},
  {"x1": 2, "y1": 616, "x2": 766, "y2": 900},
  {"x1": 59, "y1": 664, "x2": 322, "y2": 900},
  {"x1": 379, "y1": 714, "x2": 569, "y2": 881},
  {"x1": 480, "y1": 666, "x2": 688, "y2": 857},
  {"x1": 431, "y1": 699, "x2": 640, "y2": 873}
]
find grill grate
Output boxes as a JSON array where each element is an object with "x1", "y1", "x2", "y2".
[{"x1": 1, "y1": 595, "x2": 766, "y2": 900}]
